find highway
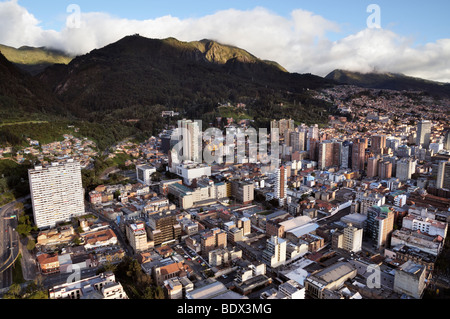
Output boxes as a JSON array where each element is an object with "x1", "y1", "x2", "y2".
[{"x1": 0, "y1": 199, "x2": 25, "y2": 289}]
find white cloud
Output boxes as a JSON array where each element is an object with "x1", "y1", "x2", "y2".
[{"x1": 0, "y1": 0, "x2": 449, "y2": 83}]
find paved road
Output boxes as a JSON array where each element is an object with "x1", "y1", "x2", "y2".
[{"x1": 0, "y1": 198, "x2": 27, "y2": 288}]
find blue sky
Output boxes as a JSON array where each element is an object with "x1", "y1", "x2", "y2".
[
  {"x1": 1, "y1": 0, "x2": 450, "y2": 81},
  {"x1": 15, "y1": 0, "x2": 450, "y2": 44}
]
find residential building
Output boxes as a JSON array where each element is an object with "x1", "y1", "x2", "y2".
[
  {"x1": 393, "y1": 261, "x2": 427, "y2": 299},
  {"x1": 231, "y1": 181, "x2": 254, "y2": 205},
  {"x1": 262, "y1": 236, "x2": 287, "y2": 268},
  {"x1": 333, "y1": 224, "x2": 363, "y2": 253},
  {"x1": 49, "y1": 272, "x2": 127, "y2": 299},
  {"x1": 29, "y1": 160, "x2": 85, "y2": 229},
  {"x1": 365, "y1": 205, "x2": 395, "y2": 249},
  {"x1": 125, "y1": 221, "x2": 149, "y2": 253}
]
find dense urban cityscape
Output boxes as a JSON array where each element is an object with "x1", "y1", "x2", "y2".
[
  {"x1": 1, "y1": 1, "x2": 450, "y2": 313},
  {"x1": 1, "y1": 83, "x2": 449, "y2": 303}
]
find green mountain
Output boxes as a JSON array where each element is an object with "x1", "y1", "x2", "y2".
[
  {"x1": 326, "y1": 69, "x2": 450, "y2": 98},
  {"x1": 0, "y1": 51, "x2": 65, "y2": 121},
  {"x1": 0, "y1": 44, "x2": 73, "y2": 75},
  {"x1": 0, "y1": 35, "x2": 337, "y2": 151},
  {"x1": 39, "y1": 35, "x2": 334, "y2": 121}
]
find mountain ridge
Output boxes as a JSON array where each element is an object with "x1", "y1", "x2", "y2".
[
  {"x1": 38, "y1": 34, "x2": 332, "y2": 118},
  {"x1": 326, "y1": 69, "x2": 450, "y2": 98},
  {"x1": 0, "y1": 44, "x2": 73, "y2": 75}
]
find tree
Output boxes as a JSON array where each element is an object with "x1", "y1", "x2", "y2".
[
  {"x1": 3, "y1": 283, "x2": 21, "y2": 299},
  {"x1": 26, "y1": 239, "x2": 35, "y2": 251}
]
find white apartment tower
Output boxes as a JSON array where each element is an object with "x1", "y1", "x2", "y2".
[
  {"x1": 29, "y1": 160, "x2": 85, "y2": 229},
  {"x1": 177, "y1": 119, "x2": 201, "y2": 163}
]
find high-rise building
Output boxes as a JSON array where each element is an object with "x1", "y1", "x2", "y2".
[
  {"x1": 177, "y1": 119, "x2": 201, "y2": 163},
  {"x1": 365, "y1": 206, "x2": 394, "y2": 249},
  {"x1": 309, "y1": 139, "x2": 320, "y2": 161},
  {"x1": 341, "y1": 141, "x2": 353, "y2": 169},
  {"x1": 371, "y1": 135, "x2": 387, "y2": 154},
  {"x1": 436, "y1": 160, "x2": 450, "y2": 190},
  {"x1": 271, "y1": 119, "x2": 295, "y2": 143},
  {"x1": 262, "y1": 236, "x2": 287, "y2": 268},
  {"x1": 352, "y1": 138, "x2": 366, "y2": 172},
  {"x1": 367, "y1": 157, "x2": 380, "y2": 178},
  {"x1": 416, "y1": 120, "x2": 432, "y2": 149},
  {"x1": 275, "y1": 166, "x2": 288, "y2": 206},
  {"x1": 308, "y1": 124, "x2": 319, "y2": 141},
  {"x1": 318, "y1": 140, "x2": 341, "y2": 170},
  {"x1": 378, "y1": 161, "x2": 393, "y2": 179},
  {"x1": 29, "y1": 160, "x2": 85, "y2": 229},
  {"x1": 396, "y1": 158, "x2": 416, "y2": 182},
  {"x1": 290, "y1": 131, "x2": 306, "y2": 153}
]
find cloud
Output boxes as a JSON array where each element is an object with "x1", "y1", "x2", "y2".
[{"x1": 0, "y1": 0, "x2": 449, "y2": 83}]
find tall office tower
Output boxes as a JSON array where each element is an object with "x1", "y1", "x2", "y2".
[
  {"x1": 177, "y1": 119, "x2": 201, "y2": 163},
  {"x1": 436, "y1": 160, "x2": 450, "y2": 189},
  {"x1": 309, "y1": 139, "x2": 319, "y2": 161},
  {"x1": 275, "y1": 166, "x2": 288, "y2": 206},
  {"x1": 341, "y1": 141, "x2": 353, "y2": 169},
  {"x1": 290, "y1": 131, "x2": 306, "y2": 153},
  {"x1": 386, "y1": 137, "x2": 400, "y2": 152},
  {"x1": 378, "y1": 161, "x2": 393, "y2": 179},
  {"x1": 318, "y1": 141, "x2": 333, "y2": 170},
  {"x1": 262, "y1": 236, "x2": 287, "y2": 268},
  {"x1": 352, "y1": 138, "x2": 366, "y2": 172},
  {"x1": 367, "y1": 157, "x2": 380, "y2": 178},
  {"x1": 416, "y1": 120, "x2": 432, "y2": 149},
  {"x1": 318, "y1": 140, "x2": 341, "y2": 170},
  {"x1": 308, "y1": 124, "x2": 319, "y2": 141},
  {"x1": 29, "y1": 160, "x2": 85, "y2": 229},
  {"x1": 371, "y1": 135, "x2": 387, "y2": 154},
  {"x1": 396, "y1": 158, "x2": 416, "y2": 182},
  {"x1": 366, "y1": 206, "x2": 394, "y2": 249}
]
